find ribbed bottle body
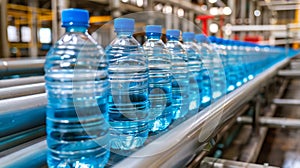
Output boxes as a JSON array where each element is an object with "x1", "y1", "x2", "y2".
[
  {"x1": 143, "y1": 38, "x2": 173, "y2": 132},
  {"x1": 183, "y1": 41, "x2": 202, "y2": 114},
  {"x1": 166, "y1": 41, "x2": 189, "y2": 120},
  {"x1": 105, "y1": 33, "x2": 149, "y2": 150},
  {"x1": 45, "y1": 32, "x2": 110, "y2": 168}
]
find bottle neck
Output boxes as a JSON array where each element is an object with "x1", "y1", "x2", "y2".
[
  {"x1": 116, "y1": 31, "x2": 133, "y2": 37},
  {"x1": 183, "y1": 39, "x2": 193, "y2": 43},
  {"x1": 65, "y1": 26, "x2": 88, "y2": 33},
  {"x1": 167, "y1": 37, "x2": 179, "y2": 41},
  {"x1": 146, "y1": 32, "x2": 161, "y2": 39}
]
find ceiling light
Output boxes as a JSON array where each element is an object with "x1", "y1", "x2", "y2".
[
  {"x1": 137, "y1": 0, "x2": 143, "y2": 7},
  {"x1": 223, "y1": 7, "x2": 232, "y2": 15},
  {"x1": 254, "y1": 9, "x2": 261, "y2": 17},
  {"x1": 210, "y1": 7, "x2": 219, "y2": 16},
  {"x1": 209, "y1": 23, "x2": 219, "y2": 33},
  {"x1": 177, "y1": 8, "x2": 184, "y2": 17},
  {"x1": 209, "y1": 0, "x2": 218, "y2": 3},
  {"x1": 163, "y1": 5, "x2": 172, "y2": 14}
]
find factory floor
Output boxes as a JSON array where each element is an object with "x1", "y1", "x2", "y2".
[{"x1": 257, "y1": 79, "x2": 300, "y2": 168}]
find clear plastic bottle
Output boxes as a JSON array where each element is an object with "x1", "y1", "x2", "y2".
[
  {"x1": 105, "y1": 18, "x2": 149, "y2": 151},
  {"x1": 222, "y1": 39, "x2": 241, "y2": 91},
  {"x1": 215, "y1": 38, "x2": 236, "y2": 93},
  {"x1": 45, "y1": 9, "x2": 109, "y2": 168},
  {"x1": 207, "y1": 36, "x2": 226, "y2": 99},
  {"x1": 232, "y1": 41, "x2": 248, "y2": 84},
  {"x1": 195, "y1": 34, "x2": 212, "y2": 105},
  {"x1": 182, "y1": 32, "x2": 202, "y2": 114},
  {"x1": 143, "y1": 25, "x2": 173, "y2": 132},
  {"x1": 166, "y1": 29, "x2": 189, "y2": 120}
]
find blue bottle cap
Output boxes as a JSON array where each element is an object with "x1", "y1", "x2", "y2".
[
  {"x1": 114, "y1": 18, "x2": 135, "y2": 32},
  {"x1": 166, "y1": 29, "x2": 180, "y2": 39},
  {"x1": 145, "y1": 25, "x2": 162, "y2": 33},
  {"x1": 215, "y1": 37, "x2": 222, "y2": 44},
  {"x1": 195, "y1": 34, "x2": 208, "y2": 43},
  {"x1": 62, "y1": 8, "x2": 89, "y2": 27},
  {"x1": 182, "y1": 32, "x2": 195, "y2": 41},
  {"x1": 208, "y1": 36, "x2": 217, "y2": 43}
]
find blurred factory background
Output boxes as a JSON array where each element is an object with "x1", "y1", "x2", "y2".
[{"x1": 1, "y1": 0, "x2": 300, "y2": 58}]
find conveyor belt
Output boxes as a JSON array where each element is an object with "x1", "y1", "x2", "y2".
[{"x1": 0, "y1": 57, "x2": 292, "y2": 167}]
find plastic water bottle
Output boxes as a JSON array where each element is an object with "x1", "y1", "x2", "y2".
[
  {"x1": 222, "y1": 39, "x2": 241, "y2": 91},
  {"x1": 207, "y1": 36, "x2": 226, "y2": 99},
  {"x1": 105, "y1": 18, "x2": 149, "y2": 151},
  {"x1": 195, "y1": 34, "x2": 212, "y2": 106},
  {"x1": 45, "y1": 9, "x2": 109, "y2": 168},
  {"x1": 231, "y1": 41, "x2": 248, "y2": 85},
  {"x1": 182, "y1": 32, "x2": 202, "y2": 114},
  {"x1": 143, "y1": 25, "x2": 173, "y2": 132},
  {"x1": 166, "y1": 29, "x2": 189, "y2": 120}
]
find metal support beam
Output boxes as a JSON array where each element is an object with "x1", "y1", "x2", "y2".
[
  {"x1": 28, "y1": 0, "x2": 38, "y2": 58},
  {"x1": 237, "y1": 116, "x2": 300, "y2": 129},
  {"x1": 228, "y1": 0, "x2": 236, "y2": 26},
  {"x1": 200, "y1": 157, "x2": 279, "y2": 168},
  {"x1": 278, "y1": 70, "x2": 300, "y2": 77},
  {"x1": 0, "y1": 0, "x2": 9, "y2": 58},
  {"x1": 256, "y1": 6, "x2": 262, "y2": 26},
  {"x1": 182, "y1": 12, "x2": 188, "y2": 32},
  {"x1": 166, "y1": 13, "x2": 172, "y2": 29},
  {"x1": 291, "y1": 61, "x2": 300, "y2": 70},
  {"x1": 173, "y1": 6, "x2": 179, "y2": 29},
  {"x1": 253, "y1": 95, "x2": 262, "y2": 135},
  {"x1": 146, "y1": 0, "x2": 155, "y2": 25},
  {"x1": 188, "y1": 11, "x2": 194, "y2": 32},
  {"x1": 239, "y1": 0, "x2": 247, "y2": 40},
  {"x1": 51, "y1": 0, "x2": 58, "y2": 44},
  {"x1": 58, "y1": 0, "x2": 69, "y2": 37},
  {"x1": 273, "y1": 98, "x2": 300, "y2": 106},
  {"x1": 249, "y1": 0, "x2": 255, "y2": 26},
  {"x1": 238, "y1": 79, "x2": 288, "y2": 163},
  {"x1": 186, "y1": 105, "x2": 250, "y2": 167},
  {"x1": 110, "y1": 0, "x2": 121, "y2": 18}
]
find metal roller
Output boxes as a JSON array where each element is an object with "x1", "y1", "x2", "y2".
[
  {"x1": 0, "y1": 58, "x2": 44, "y2": 76},
  {"x1": 0, "y1": 93, "x2": 47, "y2": 137},
  {"x1": 0, "y1": 83, "x2": 45, "y2": 100},
  {"x1": 200, "y1": 157, "x2": 279, "y2": 168},
  {"x1": 0, "y1": 76, "x2": 44, "y2": 88},
  {"x1": 0, "y1": 138, "x2": 47, "y2": 168},
  {"x1": 0, "y1": 126, "x2": 45, "y2": 152}
]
